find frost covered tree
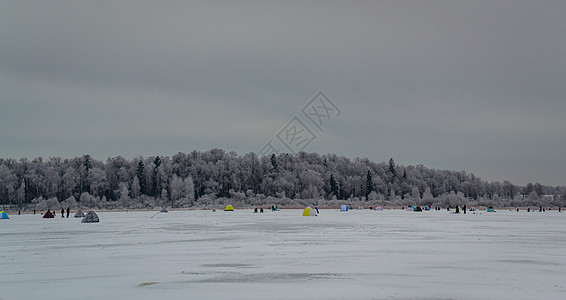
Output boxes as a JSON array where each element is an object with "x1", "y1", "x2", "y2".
[
  {"x1": 170, "y1": 175, "x2": 184, "y2": 207},
  {"x1": 411, "y1": 187, "x2": 420, "y2": 202},
  {"x1": 422, "y1": 187, "x2": 434, "y2": 205},
  {"x1": 65, "y1": 196, "x2": 78, "y2": 209},
  {"x1": 184, "y1": 176, "x2": 195, "y2": 202},
  {"x1": 131, "y1": 177, "x2": 140, "y2": 199},
  {"x1": 118, "y1": 182, "x2": 130, "y2": 209},
  {"x1": 160, "y1": 189, "x2": 168, "y2": 207}
]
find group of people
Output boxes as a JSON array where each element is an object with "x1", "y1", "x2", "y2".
[
  {"x1": 43, "y1": 208, "x2": 70, "y2": 218},
  {"x1": 253, "y1": 207, "x2": 264, "y2": 213}
]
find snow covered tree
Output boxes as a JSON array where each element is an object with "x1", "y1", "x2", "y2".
[
  {"x1": 131, "y1": 177, "x2": 140, "y2": 199},
  {"x1": 118, "y1": 182, "x2": 130, "y2": 209},
  {"x1": 170, "y1": 175, "x2": 184, "y2": 207},
  {"x1": 184, "y1": 176, "x2": 195, "y2": 202},
  {"x1": 422, "y1": 187, "x2": 434, "y2": 205},
  {"x1": 411, "y1": 186, "x2": 421, "y2": 202},
  {"x1": 160, "y1": 188, "x2": 168, "y2": 207}
]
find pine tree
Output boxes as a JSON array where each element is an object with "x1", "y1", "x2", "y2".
[
  {"x1": 136, "y1": 160, "x2": 146, "y2": 195},
  {"x1": 152, "y1": 156, "x2": 161, "y2": 197},
  {"x1": 388, "y1": 158, "x2": 397, "y2": 178},
  {"x1": 270, "y1": 153, "x2": 278, "y2": 171},
  {"x1": 366, "y1": 170, "x2": 373, "y2": 198},
  {"x1": 330, "y1": 174, "x2": 339, "y2": 197},
  {"x1": 81, "y1": 154, "x2": 93, "y2": 194}
]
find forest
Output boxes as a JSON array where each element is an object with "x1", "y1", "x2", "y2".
[{"x1": 0, "y1": 149, "x2": 564, "y2": 211}]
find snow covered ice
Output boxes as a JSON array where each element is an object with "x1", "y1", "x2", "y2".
[{"x1": 2, "y1": 209, "x2": 566, "y2": 299}]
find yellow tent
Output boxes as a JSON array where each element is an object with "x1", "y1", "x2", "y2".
[
  {"x1": 302, "y1": 207, "x2": 316, "y2": 216},
  {"x1": 225, "y1": 205, "x2": 234, "y2": 211}
]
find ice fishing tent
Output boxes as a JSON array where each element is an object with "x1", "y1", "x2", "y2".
[
  {"x1": 375, "y1": 205, "x2": 383, "y2": 211},
  {"x1": 0, "y1": 211, "x2": 8, "y2": 219},
  {"x1": 43, "y1": 210, "x2": 54, "y2": 218},
  {"x1": 302, "y1": 207, "x2": 317, "y2": 216},
  {"x1": 414, "y1": 206, "x2": 423, "y2": 212},
  {"x1": 81, "y1": 211, "x2": 99, "y2": 223},
  {"x1": 160, "y1": 208, "x2": 168, "y2": 213},
  {"x1": 406, "y1": 206, "x2": 414, "y2": 211},
  {"x1": 358, "y1": 206, "x2": 364, "y2": 210},
  {"x1": 74, "y1": 210, "x2": 85, "y2": 218},
  {"x1": 340, "y1": 205, "x2": 348, "y2": 212},
  {"x1": 486, "y1": 207, "x2": 496, "y2": 212},
  {"x1": 225, "y1": 205, "x2": 234, "y2": 211}
]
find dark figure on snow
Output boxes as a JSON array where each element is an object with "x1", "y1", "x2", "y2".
[
  {"x1": 66, "y1": 207, "x2": 70, "y2": 218},
  {"x1": 463, "y1": 205, "x2": 467, "y2": 214},
  {"x1": 455, "y1": 206, "x2": 460, "y2": 214},
  {"x1": 34, "y1": 209, "x2": 36, "y2": 215},
  {"x1": 254, "y1": 208, "x2": 258, "y2": 213},
  {"x1": 527, "y1": 208, "x2": 530, "y2": 212},
  {"x1": 559, "y1": 207, "x2": 562, "y2": 212},
  {"x1": 539, "y1": 206, "x2": 543, "y2": 212},
  {"x1": 260, "y1": 208, "x2": 263, "y2": 213},
  {"x1": 61, "y1": 208, "x2": 65, "y2": 218},
  {"x1": 315, "y1": 207, "x2": 319, "y2": 214}
]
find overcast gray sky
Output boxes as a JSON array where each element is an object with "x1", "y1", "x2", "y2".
[{"x1": 1, "y1": 1, "x2": 565, "y2": 186}]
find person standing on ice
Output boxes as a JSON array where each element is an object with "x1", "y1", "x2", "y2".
[
  {"x1": 66, "y1": 207, "x2": 70, "y2": 218},
  {"x1": 61, "y1": 208, "x2": 65, "y2": 218}
]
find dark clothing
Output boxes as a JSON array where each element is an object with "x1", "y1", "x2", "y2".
[{"x1": 66, "y1": 207, "x2": 70, "y2": 218}]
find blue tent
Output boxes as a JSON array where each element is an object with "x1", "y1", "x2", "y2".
[
  {"x1": 0, "y1": 211, "x2": 9, "y2": 219},
  {"x1": 340, "y1": 205, "x2": 348, "y2": 212}
]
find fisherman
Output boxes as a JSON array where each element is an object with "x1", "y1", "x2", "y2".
[
  {"x1": 66, "y1": 207, "x2": 70, "y2": 218},
  {"x1": 463, "y1": 205, "x2": 467, "y2": 214},
  {"x1": 61, "y1": 208, "x2": 65, "y2": 218},
  {"x1": 254, "y1": 208, "x2": 258, "y2": 213}
]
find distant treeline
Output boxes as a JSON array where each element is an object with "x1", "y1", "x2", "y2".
[{"x1": 0, "y1": 149, "x2": 564, "y2": 210}]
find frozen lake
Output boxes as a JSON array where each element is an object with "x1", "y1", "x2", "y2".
[{"x1": 2, "y1": 209, "x2": 565, "y2": 300}]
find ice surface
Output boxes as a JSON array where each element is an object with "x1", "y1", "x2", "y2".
[{"x1": 2, "y1": 209, "x2": 565, "y2": 299}]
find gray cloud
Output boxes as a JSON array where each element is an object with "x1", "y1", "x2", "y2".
[{"x1": 1, "y1": 1, "x2": 565, "y2": 186}]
